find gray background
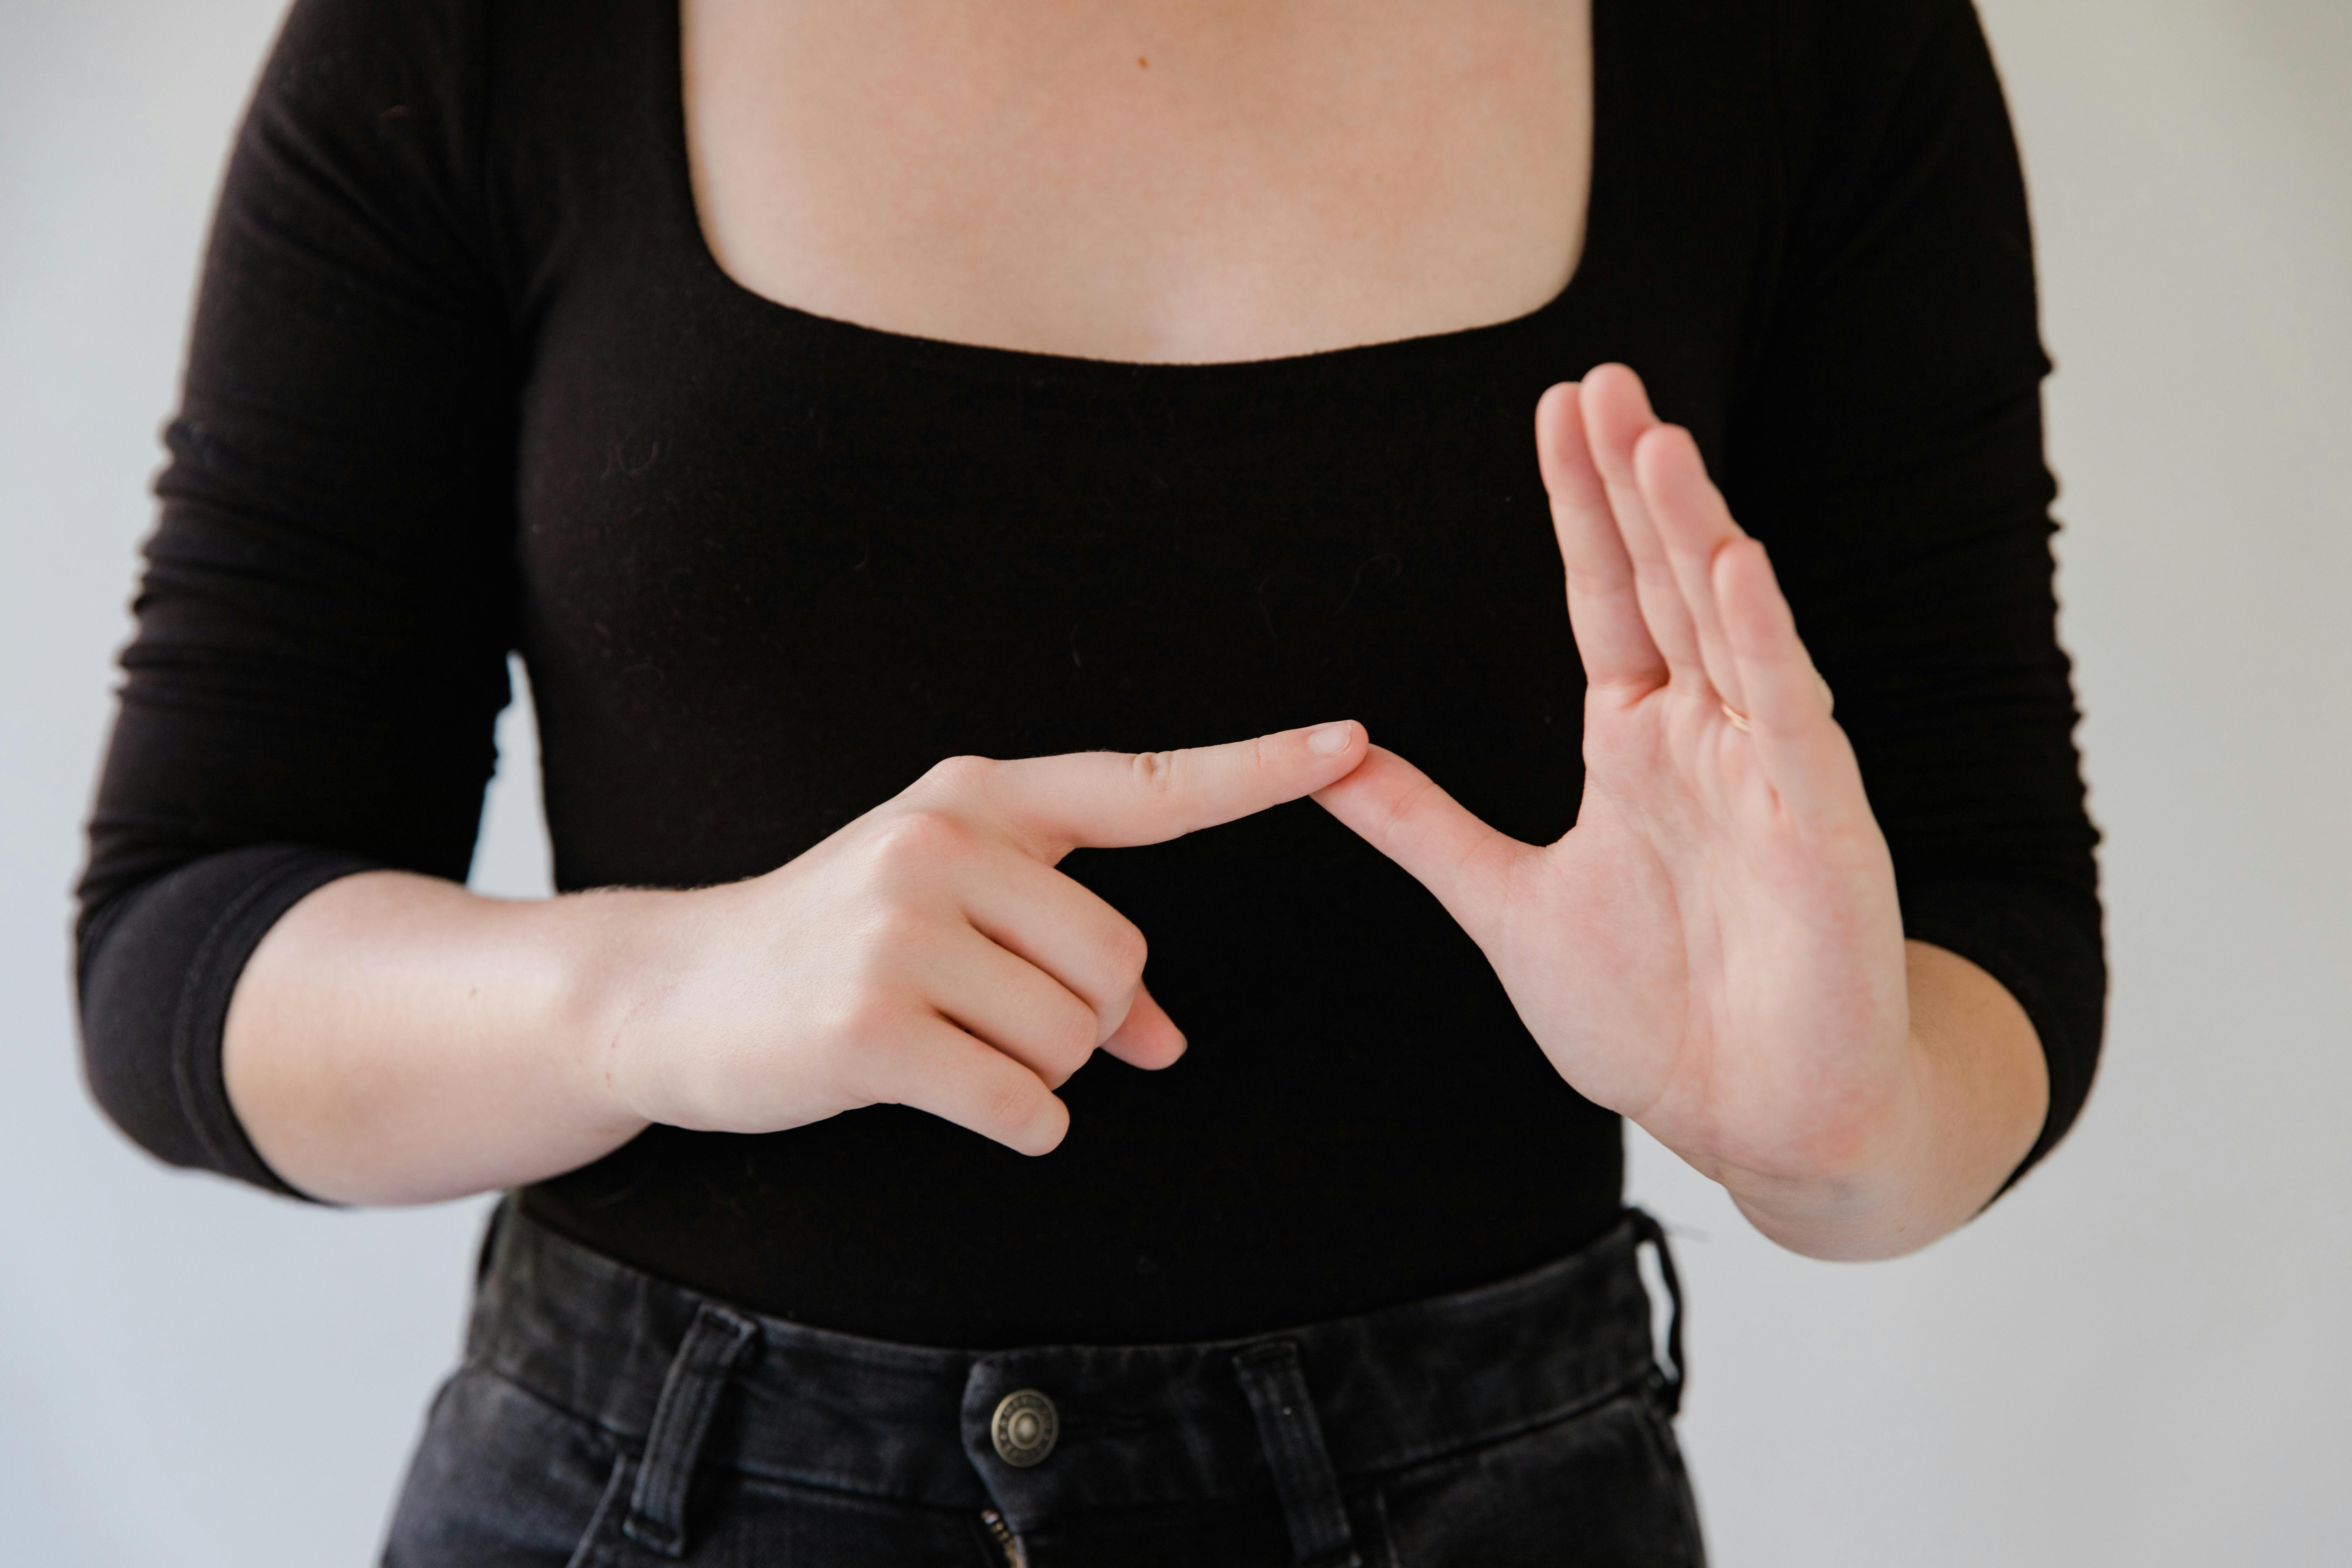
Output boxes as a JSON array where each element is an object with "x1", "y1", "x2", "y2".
[{"x1": 3, "y1": 0, "x2": 2345, "y2": 1560}]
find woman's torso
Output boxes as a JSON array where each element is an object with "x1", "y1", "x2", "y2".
[{"x1": 495, "y1": 0, "x2": 1774, "y2": 1345}]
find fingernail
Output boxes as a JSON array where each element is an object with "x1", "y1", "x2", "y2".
[{"x1": 1306, "y1": 721, "x2": 1357, "y2": 756}]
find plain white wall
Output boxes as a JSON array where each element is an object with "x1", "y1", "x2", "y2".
[{"x1": 2, "y1": 1, "x2": 2344, "y2": 1561}]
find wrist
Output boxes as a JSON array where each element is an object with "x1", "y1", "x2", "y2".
[
  {"x1": 545, "y1": 885, "x2": 680, "y2": 1136},
  {"x1": 1714, "y1": 1036, "x2": 1940, "y2": 1261},
  {"x1": 1714, "y1": 942, "x2": 2050, "y2": 1260}
]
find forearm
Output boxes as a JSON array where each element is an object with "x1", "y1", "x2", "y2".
[
  {"x1": 222, "y1": 870, "x2": 656, "y2": 1205},
  {"x1": 1722, "y1": 941, "x2": 2049, "y2": 1261}
]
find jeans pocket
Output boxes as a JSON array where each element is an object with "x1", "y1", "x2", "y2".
[
  {"x1": 1374, "y1": 1388, "x2": 1705, "y2": 1568},
  {"x1": 381, "y1": 1365, "x2": 625, "y2": 1568}
]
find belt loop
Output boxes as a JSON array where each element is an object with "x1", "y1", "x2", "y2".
[
  {"x1": 473, "y1": 1193, "x2": 511, "y2": 1286},
  {"x1": 1629, "y1": 1209, "x2": 1687, "y2": 1417},
  {"x1": 622, "y1": 1303, "x2": 760, "y2": 1557},
  {"x1": 1233, "y1": 1340, "x2": 1362, "y2": 1568}
]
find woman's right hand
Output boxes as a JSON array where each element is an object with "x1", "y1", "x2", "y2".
[
  {"x1": 227, "y1": 722, "x2": 1367, "y2": 1203},
  {"x1": 590, "y1": 721, "x2": 1370, "y2": 1156}
]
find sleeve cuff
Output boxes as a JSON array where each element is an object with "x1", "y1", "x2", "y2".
[
  {"x1": 78, "y1": 845, "x2": 387, "y2": 1199},
  {"x1": 1898, "y1": 876, "x2": 2108, "y2": 1194}
]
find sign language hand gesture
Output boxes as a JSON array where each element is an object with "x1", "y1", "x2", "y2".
[
  {"x1": 598, "y1": 723, "x2": 1372, "y2": 1160},
  {"x1": 1316, "y1": 366, "x2": 2033, "y2": 1256}
]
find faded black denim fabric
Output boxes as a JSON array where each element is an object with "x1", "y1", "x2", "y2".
[{"x1": 383, "y1": 1203, "x2": 1703, "y2": 1567}]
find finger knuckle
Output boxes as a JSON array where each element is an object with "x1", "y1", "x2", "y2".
[
  {"x1": 919, "y1": 754, "x2": 999, "y2": 799},
  {"x1": 1042, "y1": 1006, "x2": 1100, "y2": 1083},
  {"x1": 980, "y1": 1072, "x2": 1045, "y2": 1136},
  {"x1": 1101, "y1": 920, "x2": 1149, "y2": 985},
  {"x1": 869, "y1": 806, "x2": 974, "y2": 868},
  {"x1": 821, "y1": 994, "x2": 905, "y2": 1067},
  {"x1": 1128, "y1": 749, "x2": 1180, "y2": 794}
]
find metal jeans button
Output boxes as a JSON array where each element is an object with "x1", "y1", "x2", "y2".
[{"x1": 990, "y1": 1389, "x2": 1059, "y2": 1467}]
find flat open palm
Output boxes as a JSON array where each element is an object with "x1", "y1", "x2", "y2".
[{"x1": 1316, "y1": 366, "x2": 1912, "y2": 1193}]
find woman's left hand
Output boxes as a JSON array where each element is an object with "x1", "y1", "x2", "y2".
[{"x1": 1316, "y1": 365, "x2": 1948, "y2": 1252}]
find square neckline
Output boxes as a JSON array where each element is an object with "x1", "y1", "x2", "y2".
[{"x1": 655, "y1": 0, "x2": 1623, "y2": 381}]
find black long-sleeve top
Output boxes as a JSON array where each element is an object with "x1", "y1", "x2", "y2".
[{"x1": 78, "y1": 0, "x2": 2102, "y2": 1347}]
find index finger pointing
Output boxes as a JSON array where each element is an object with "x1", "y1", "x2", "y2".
[{"x1": 964, "y1": 721, "x2": 1369, "y2": 861}]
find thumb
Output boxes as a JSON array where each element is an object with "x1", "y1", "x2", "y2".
[
  {"x1": 973, "y1": 721, "x2": 1370, "y2": 861},
  {"x1": 1099, "y1": 981, "x2": 1187, "y2": 1071},
  {"x1": 1311, "y1": 747, "x2": 1527, "y2": 951}
]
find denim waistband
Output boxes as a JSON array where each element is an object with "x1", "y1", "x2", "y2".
[{"x1": 464, "y1": 1200, "x2": 1680, "y2": 1538}]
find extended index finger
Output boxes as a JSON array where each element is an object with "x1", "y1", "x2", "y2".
[{"x1": 956, "y1": 720, "x2": 1370, "y2": 862}]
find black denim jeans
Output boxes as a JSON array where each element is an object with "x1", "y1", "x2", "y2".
[{"x1": 384, "y1": 1203, "x2": 1702, "y2": 1566}]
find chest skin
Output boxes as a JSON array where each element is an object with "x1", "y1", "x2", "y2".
[{"x1": 681, "y1": 0, "x2": 1595, "y2": 364}]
